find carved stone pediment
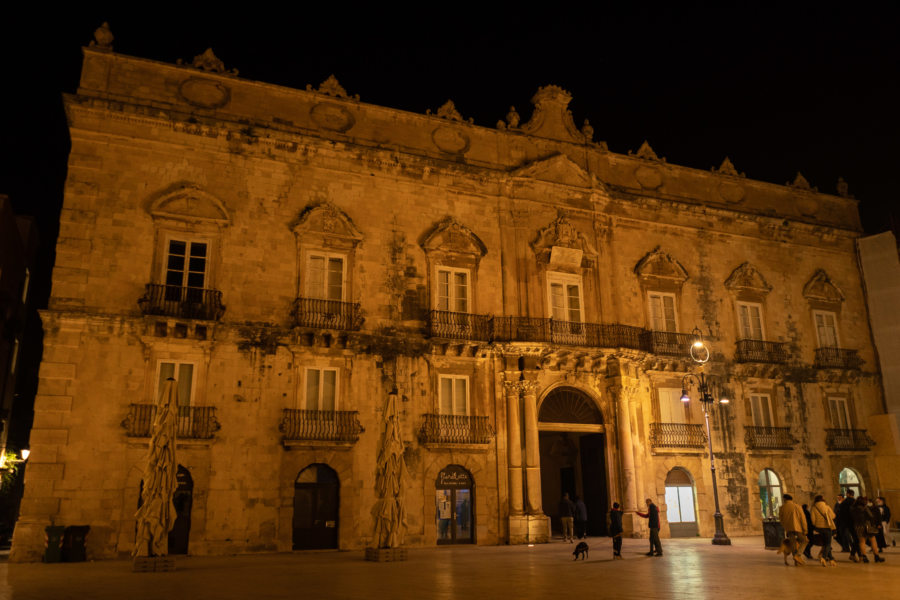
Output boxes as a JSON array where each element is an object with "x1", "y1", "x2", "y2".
[
  {"x1": 519, "y1": 85, "x2": 587, "y2": 144},
  {"x1": 510, "y1": 154, "x2": 595, "y2": 189},
  {"x1": 291, "y1": 201, "x2": 363, "y2": 249},
  {"x1": 420, "y1": 217, "x2": 487, "y2": 261},
  {"x1": 531, "y1": 212, "x2": 597, "y2": 268},
  {"x1": 724, "y1": 262, "x2": 771, "y2": 296},
  {"x1": 634, "y1": 247, "x2": 689, "y2": 288},
  {"x1": 148, "y1": 183, "x2": 231, "y2": 226},
  {"x1": 803, "y1": 269, "x2": 844, "y2": 306}
]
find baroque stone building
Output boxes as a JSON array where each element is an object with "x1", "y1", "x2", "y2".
[{"x1": 10, "y1": 34, "x2": 900, "y2": 560}]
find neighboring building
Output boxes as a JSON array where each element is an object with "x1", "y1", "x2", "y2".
[
  {"x1": 10, "y1": 34, "x2": 898, "y2": 560},
  {"x1": 0, "y1": 195, "x2": 36, "y2": 459}
]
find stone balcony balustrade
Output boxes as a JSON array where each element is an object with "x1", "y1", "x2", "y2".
[
  {"x1": 138, "y1": 283, "x2": 225, "y2": 321},
  {"x1": 649, "y1": 423, "x2": 707, "y2": 449}
]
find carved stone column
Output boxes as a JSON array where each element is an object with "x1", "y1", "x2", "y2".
[
  {"x1": 504, "y1": 381, "x2": 524, "y2": 515},
  {"x1": 522, "y1": 380, "x2": 543, "y2": 514},
  {"x1": 610, "y1": 384, "x2": 638, "y2": 513}
]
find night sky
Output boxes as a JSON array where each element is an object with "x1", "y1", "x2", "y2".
[{"x1": 2, "y1": 5, "x2": 899, "y2": 309}]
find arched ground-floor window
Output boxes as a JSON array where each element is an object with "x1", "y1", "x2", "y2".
[
  {"x1": 758, "y1": 468, "x2": 783, "y2": 519},
  {"x1": 839, "y1": 467, "x2": 864, "y2": 498},
  {"x1": 665, "y1": 468, "x2": 698, "y2": 537}
]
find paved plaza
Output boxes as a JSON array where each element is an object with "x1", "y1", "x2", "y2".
[{"x1": 0, "y1": 536, "x2": 897, "y2": 599}]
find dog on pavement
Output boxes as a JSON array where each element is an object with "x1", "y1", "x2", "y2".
[
  {"x1": 777, "y1": 538, "x2": 804, "y2": 565},
  {"x1": 573, "y1": 541, "x2": 589, "y2": 561}
]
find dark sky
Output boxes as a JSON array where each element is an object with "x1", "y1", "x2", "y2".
[{"x1": 2, "y1": 5, "x2": 898, "y2": 307}]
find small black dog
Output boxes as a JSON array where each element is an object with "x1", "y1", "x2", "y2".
[{"x1": 572, "y1": 541, "x2": 589, "y2": 560}]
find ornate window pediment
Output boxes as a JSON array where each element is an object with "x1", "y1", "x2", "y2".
[
  {"x1": 725, "y1": 262, "x2": 771, "y2": 299},
  {"x1": 148, "y1": 183, "x2": 231, "y2": 228},
  {"x1": 802, "y1": 269, "x2": 844, "y2": 308},
  {"x1": 510, "y1": 153, "x2": 596, "y2": 189},
  {"x1": 634, "y1": 246, "x2": 688, "y2": 290},
  {"x1": 531, "y1": 212, "x2": 597, "y2": 269},
  {"x1": 420, "y1": 217, "x2": 487, "y2": 264},
  {"x1": 291, "y1": 201, "x2": 363, "y2": 250}
]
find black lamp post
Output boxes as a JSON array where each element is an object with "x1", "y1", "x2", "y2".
[{"x1": 680, "y1": 327, "x2": 731, "y2": 546}]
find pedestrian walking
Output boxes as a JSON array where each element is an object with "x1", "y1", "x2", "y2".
[
  {"x1": 851, "y1": 497, "x2": 884, "y2": 563},
  {"x1": 574, "y1": 495, "x2": 588, "y2": 539},
  {"x1": 780, "y1": 494, "x2": 808, "y2": 565},
  {"x1": 636, "y1": 497, "x2": 662, "y2": 556},
  {"x1": 839, "y1": 491, "x2": 858, "y2": 557},
  {"x1": 802, "y1": 503, "x2": 815, "y2": 559},
  {"x1": 608, "y1": 502, "x2": 624, "y2": 559},
  {"x1": 875, "y1": 497, "x2": 892, "y2": 549},
  {"x1": 834, "y1": 494, "x2": 848, "y2": 552},
  {"x1": 811, "y1": 494, "x2": 837, "y2": 567},
  {"x1": 559, "y1": 493, "x2": 576, "y2": 543}
]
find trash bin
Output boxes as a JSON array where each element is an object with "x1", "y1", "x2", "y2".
[
  {"x1": 762, "y1": 519, "x2": 784, "y2": 549},
  {"x1": 61, "y1": 525, "x2": 90, "y2": 562},
  {"x1": 44, "y1": 526, "x2": 65, "y2": 563}
]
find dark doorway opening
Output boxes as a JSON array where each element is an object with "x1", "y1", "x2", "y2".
[
  {"x1": 137, "y1": 464, "x2": 193, "y2": 555},
  {"x1": 293, "y1": 463, "x2": 339, "y2": 550}
]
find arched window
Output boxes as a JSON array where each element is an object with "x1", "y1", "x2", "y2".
[
  {"x1": 839, "y1": 468, "x2": 864, "y2": 498},
  {"x1": 758, "y1": 468, "x2": 783, "y2": 519}
]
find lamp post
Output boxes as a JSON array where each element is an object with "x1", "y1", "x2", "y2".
[{"x1": 681, "y1": 328, "x2": 731, "y2": 546}]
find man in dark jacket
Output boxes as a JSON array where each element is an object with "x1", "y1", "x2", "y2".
[
  {"x1": 608, "y1": 502, "x2": 624, "y2": 559},
  {"x1": 838, "y1": 491, "x2": 857, "y2": 557},
  {"x1": 834, "y1": 494, "x2": 847, "y2": 551},
  {"x1": 636, "y1": 497, "x2": 662, "y2": 556},
  {"x1": 574, "y1": 496, "x2": 588, "y2": 539}
]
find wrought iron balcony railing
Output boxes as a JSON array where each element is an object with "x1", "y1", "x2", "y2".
[
  {"x1": 641, "y1": 331, "x2": 694, "y2": 358},
  {"x1": 744, "y1": 426, "x2": 797, "y2": 450},
  {"x1": 825, "y1": 428, "x2": 875, "y2": 451},
  {"x1": 279, "y1": 409, "x2": 364, "y2": 443},
  {"x1": 419, "y1": 414, "x2": 494, "y2": 445},
  {"x1": 121, "y1": 404, "x2": 220, "y2": 439},
  {"x1": 735, "y1": 339, "x2": 790, "y2": 364},
  {"x1": 291, "y1": 297, "x2": 363, "y2": 331},
  {"x1": 138, "y1": 284, "x2": 225, "y2": 321},
  {"x1": 649, "y1": 423, "x2": 707, "y2": 449},
  {"x1": 491, "y1": 317, "x2": 645, "y2": 351},
  {"x1": 815, "y1": 347, "x2": 863, "y2": 370},
  {"x1": 427, "y1": 310, "x2": 492, "y2": 341}
]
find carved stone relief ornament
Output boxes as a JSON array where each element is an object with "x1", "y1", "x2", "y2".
[
  {"x1": 519, "y1": 86, "x2": 587, "y2": 144},
  {"x1": 712, "y1": 157, "x2": 745, "y2": 177},
  {"x1": 629, "y1": 140, "x2": 666, "y2": 190},
  {"x1": 531, "y1": 212, "x2": 598, "y2": 269},
  {"x1": 427, "y1": 100, "x2": 473, "y2": 124},
  {"x1": 306, "y1": 75, "x2": 360, "y2": 101},
  {"x1": 147, "y1": 183, "x2": 231, "y2": 227},
  {"x1": 802, "y1": 269, "x2": 844, "y2": 307},
  {"x1": 426, "y1": 101, "x2": 472, "y2": 155},
  {"x1": 634, "y1": 246, "x2": 689, "y2": 288},
  {"x1": 787, "y1": 172, "x2": 815, "y2": 191},
  {"x1": 291, "y1": 200, "x2": 364, "y2": 249},
  {"x1": 420, "y1": 217, "x2": 487, "y2": 264},
  {"x1": 724, "y1": 262, "x2": 772, "y2": 297},
  {"x1": 177, "y1": 48, "x2": 239, "y2": 76}
]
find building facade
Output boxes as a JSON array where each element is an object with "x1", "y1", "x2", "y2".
[{"x1": 10, "y1": 37, "x2": 899, "y2": 560}]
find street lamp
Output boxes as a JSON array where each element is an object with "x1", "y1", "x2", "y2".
[{"x1": 680, "y1": 327, "x2": 731, "y2": 546}]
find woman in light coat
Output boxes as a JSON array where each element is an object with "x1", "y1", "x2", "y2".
[{"x1": 811, "y1": 494, "x2": 837, "y2": 566}]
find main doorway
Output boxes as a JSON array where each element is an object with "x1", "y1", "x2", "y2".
[
  {"x1": 435, "y1": 465, "x2": 474, "y2": 544},
  {"x1": 293, "y1": 464, "x2": 339, "y2": 550},
  {"x1": 665, "y1": 468, "x2": 698, "y2": 537},
  {"x1": 538, "y1": 387, "x2": 608, "y2": 537}
]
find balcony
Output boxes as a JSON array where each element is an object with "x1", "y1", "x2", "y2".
[
  {"x1": 279, "y1": 409, "x2": 364, "y2": 443},
  {"x1": 649, "y1": 423, "x2": 707, "y2": 449},
  {"x1": 291, "y1": 297, "x2": 363, "y2": 331},
  {"x1": 826, "y1": 428, "x2": 875, "y2": 451},
  {"x1": 735, "y1": 339, "x2": 790, "y2": 364},
  {"x1": 815, "y1": 347, "x2": 863, "y2": 370},
  {"x1": 122, "y1": 404, "x2": 220, "y2": 439},
  {"x1": 138, "y1": 284, "x2": 225, "y2": 321},
  {"x1": 427, "y1": 310, "x2": 492, "y2": 341},
  {"x1": 641, "y1": 331, "x2": 693, "y2": 358},
  {"x1": 419, "y1": 414, "x2": 494, "y2": 446},
  {"x1": 491, "y1": 317, "x2": 645, "y2": 351},
  {"x1": 744, "y1": 426, "x2": 797, "y2": 450}
]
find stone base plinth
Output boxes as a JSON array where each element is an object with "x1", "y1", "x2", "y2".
[
  {"x1": 133, "y1": 556, "x2": 176, "y2": 572},
  {"x1": 508, "y1": 513, "x2": 550, "y2": 544},
  {"x1": 365, "y1": 547, "x2": 407, "y2": 562}
]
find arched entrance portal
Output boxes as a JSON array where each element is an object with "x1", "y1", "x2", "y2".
[
  {"x1": 435, "y1": 465, "x2": 474, "y2": 544},
  {"x1": 538, "y1": 387, "x2": 608, "y2": 537},
  {"x1": 665, "y1": 468, "x2": 698, "y2": 537},
  {"x1": 293, "y1": 464, "x2": 339, "y2": 550}
]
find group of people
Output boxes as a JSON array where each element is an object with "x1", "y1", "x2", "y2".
[
  {"x1": 780, "y1": 490, "x2": 893, "y2": 566},
  {"x1": 558, "y1": 493, "x2": 589, "y2": 543},
  {"x1": 561, "y1": 493, "x2": 662, "y2": 559}
]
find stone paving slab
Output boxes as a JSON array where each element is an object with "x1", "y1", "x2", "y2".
[{"x1": 1, "y1": 536, "x2": 896, "y2": 600}]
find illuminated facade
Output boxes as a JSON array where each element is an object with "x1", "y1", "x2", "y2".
[{"x1": 10, "y1": 36, "x2": 898, "y2": 560}]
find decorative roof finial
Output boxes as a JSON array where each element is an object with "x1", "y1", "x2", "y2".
[
  {"x1": 191, "y1": 48, "x2": 227, "y2": 73},
  {"x1": 581, "y1": 119, "x2": 594, "y2": 142},
  {"x1": 713, "y1": 157, "x2": 744, "y2": 177},
  {"x1": 788, "y1": 172, "x2": 812, "y2": 190},
  {"x1": 89, "y1": 22, "x2": 114, "y2": 51},
  {"x1": 506, "y1": 106, "x2": 520, "y2": 129},
  {"x1": 630, "y1": 140, "x2": 664, "y2": 162},
  {"x1": 836, "y1": 177, "x2": 851, "y2": 198},
  {"x1": 427, "y1": 100, "x2": 473, "y2": 124},
  {"x1": 306, "y1": 75, "x2": 359, "y2": 100}
]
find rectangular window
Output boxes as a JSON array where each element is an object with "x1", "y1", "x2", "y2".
[
  {"x1": 649, "y1": 293, "x2": 677, "y2": 332},
  {"x1": 306, "y1": 254, "x2": 345, "y2": 301},
  {"x1": 165, "y1": 240, "x2": 207, "y2": 289},
  {"x1": 658, "y1": 387, "x2": 686, "y2": 423},
  {"x1": 737, "y1": 302, "x2": 764, "y2": 340},
  {"x1": 436, "y1": 267, "x2": 469, "y2": 313},
  {"x1": 305, "y1": 367, "x2": 338, "y2": 411},
  {"x1": 439, "y1": 375, "x2": 469, "y2": 415},
  {"x1": 814, "y1": 311, "x2": 839, "y2": 348},
  {"x1": 547, "y1": 273, "x2": 583, "y2": 323},
  {"x1": 828, "y1": 396, "x2": 851, "y2": 430},
  {"x1": 157, "y1": 361, "x2": 195, "y2": 409},
  {"x1": 749, "y1": 393, "x2": 774, "y2": 427}
]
